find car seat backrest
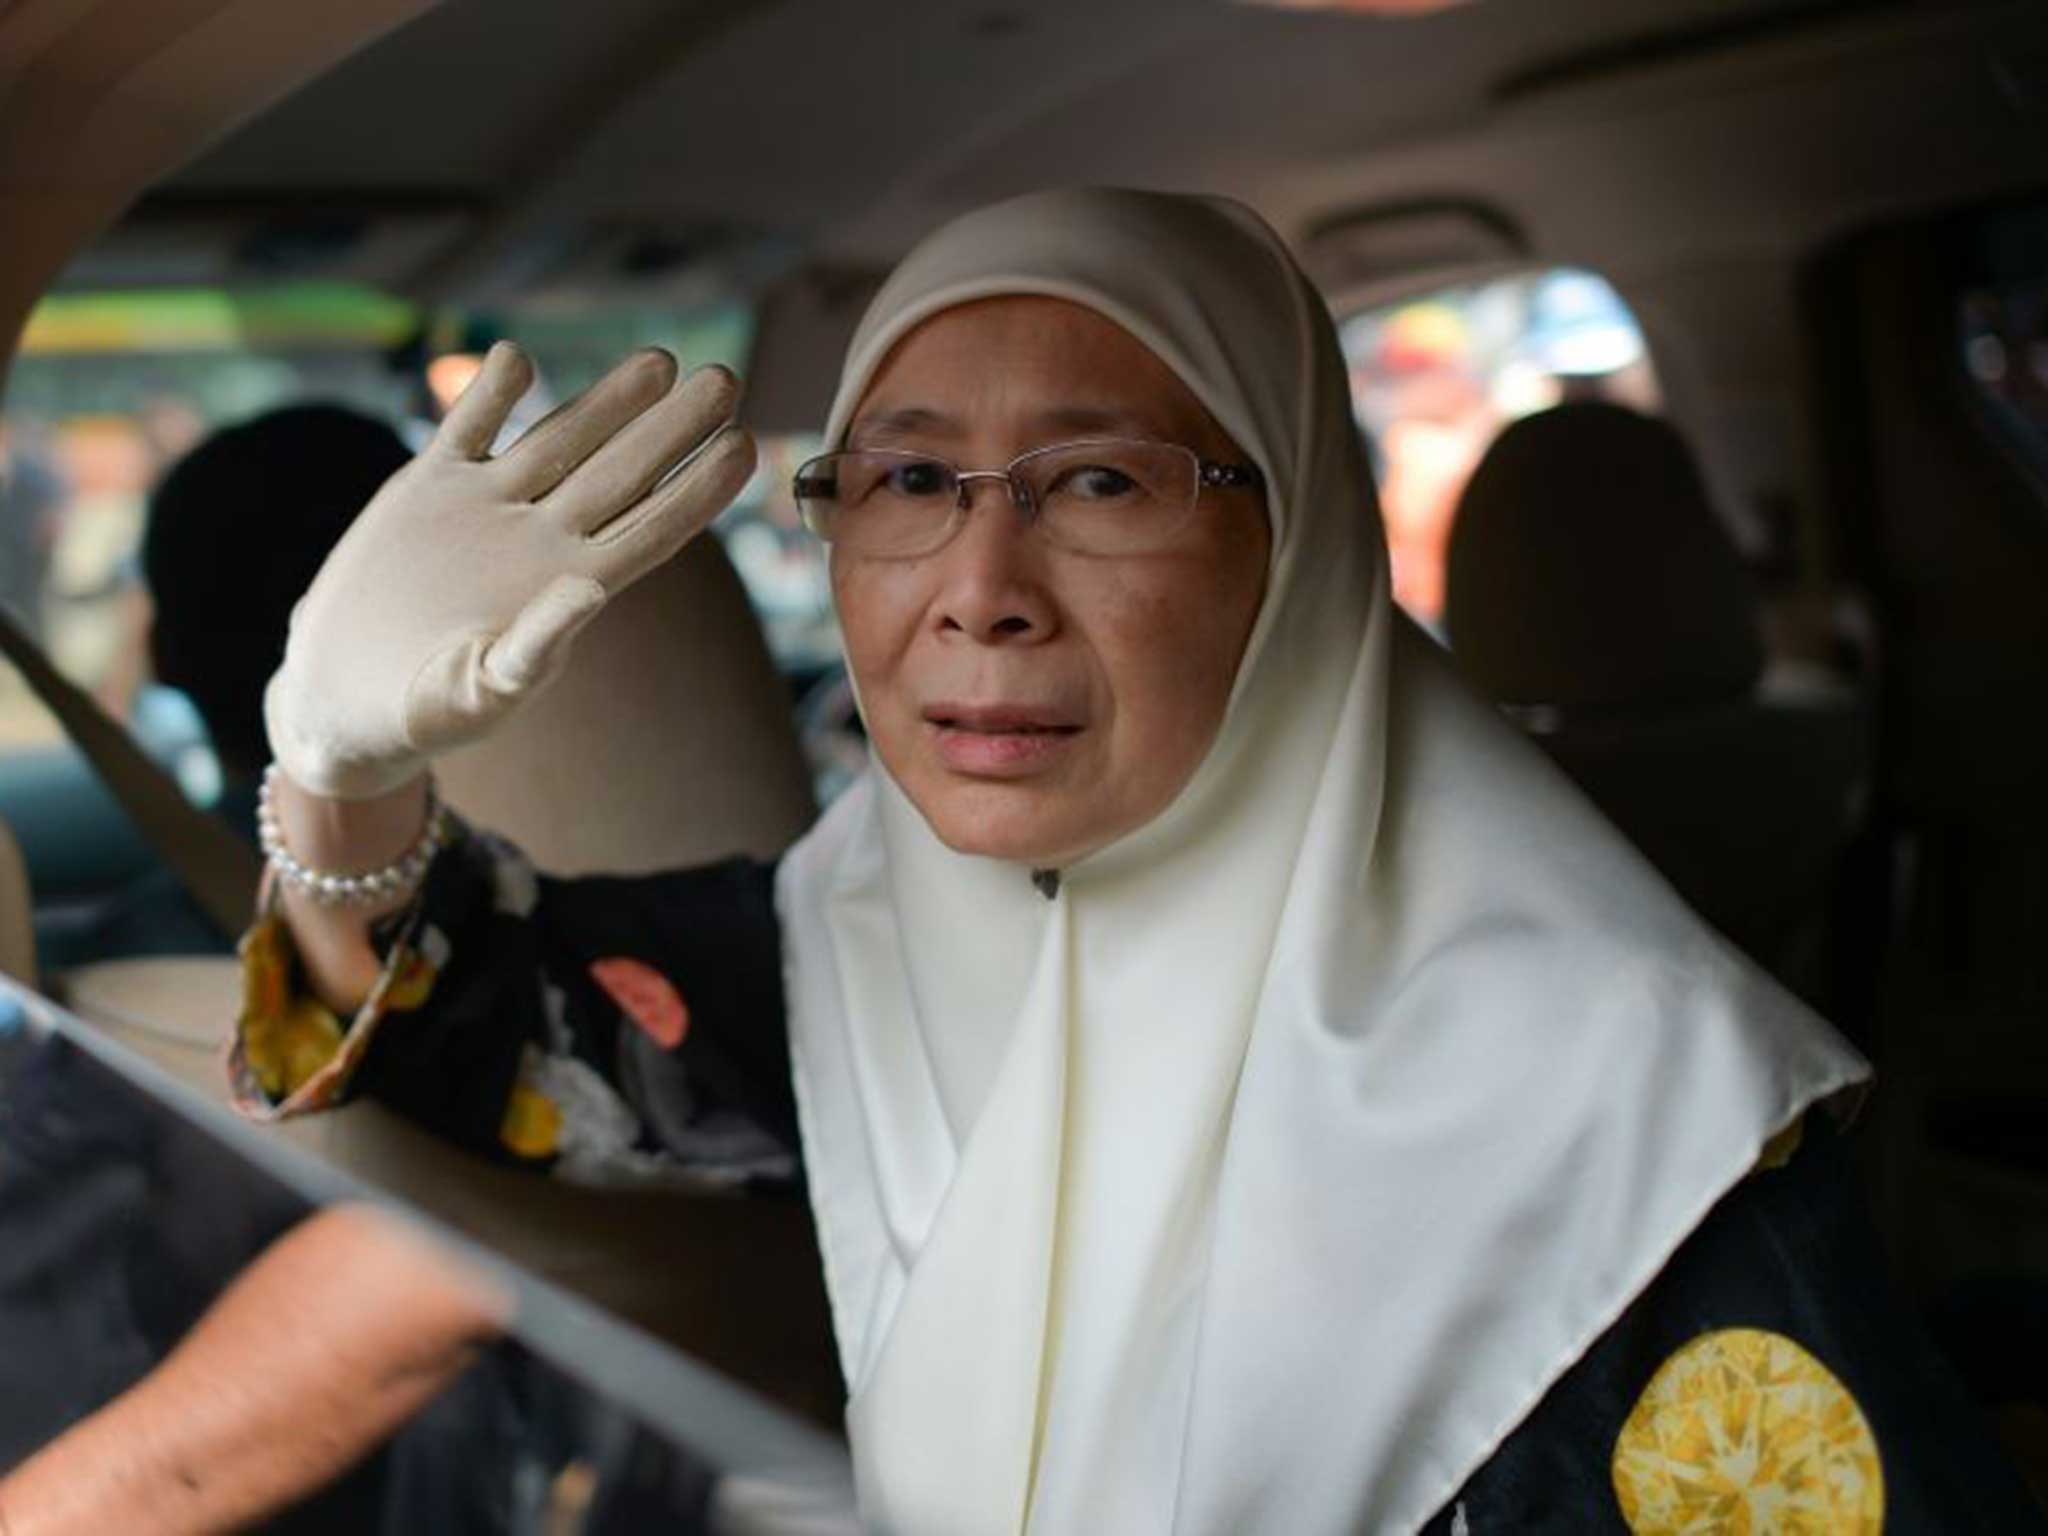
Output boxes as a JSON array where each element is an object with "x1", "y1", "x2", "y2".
[
  {"x1": 1445, "y1": 401, "x2": 1765, "y2": 715},
  {"x1": 1442, "y1": 401, "x2": 1866, "y2": 984},
  {"x1": 434, "y1": 534, "x2": 817, "y2": 874}
]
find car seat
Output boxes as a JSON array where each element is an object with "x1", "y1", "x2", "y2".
[
  {"x1": 1443, "y1": 401, "x2": 1869, "y2": 989},
  {"x1": 58, "y1": 537, "x2": 841, "y2": 1419},
  {"x1": 434, "y1": 524, "x2": 815, "y2": 872}
]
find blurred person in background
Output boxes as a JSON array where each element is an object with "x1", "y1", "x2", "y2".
[{"x1": 74, "y1": 403, "x2": 410, "y2": 959}]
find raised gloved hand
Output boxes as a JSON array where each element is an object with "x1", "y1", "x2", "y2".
[{"x1": 265, "y1": 343, "x2": 755, "y2": 799}]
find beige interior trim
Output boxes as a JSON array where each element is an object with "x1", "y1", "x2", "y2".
[{"x1": 0, "y1": 815, "x2": 36, "y2": 988}]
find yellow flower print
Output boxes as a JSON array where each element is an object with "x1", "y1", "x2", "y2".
[
  {"x1": 241, "y1": 914, "x2": 291, "y2": 1020},
  {"x1": 500, "y1": 1082, "x2": 563, "y2": 1160},
  {"x1": 384, "y1": 947, "x2": 439, "y2": 1011},
  {"x1": 237, "y1": 917, "x2": 344, "y2": 1098},
  {"x1": 1613, "y1": 1327, "x2": 1884, "y2": 1535}
]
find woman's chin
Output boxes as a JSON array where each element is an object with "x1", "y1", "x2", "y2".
[{"x1": 912, "y1": 780, "x2": 1105, "y2": 869}]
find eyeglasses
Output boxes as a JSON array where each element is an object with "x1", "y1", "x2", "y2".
[{"x1": 791, "y1": 438, "x2": 1263, "y2": 558}]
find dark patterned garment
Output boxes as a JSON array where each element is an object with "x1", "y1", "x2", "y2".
[
  {"x1": 1418, "y1": 1119, "x2": 2044, "y2": 1533},
  {"x1": 228, "y1": 821, "x2": 2045, "y2": 1532},
  {"x1": 231, "y1": 819, "x2": 796, "y2": 1189}
]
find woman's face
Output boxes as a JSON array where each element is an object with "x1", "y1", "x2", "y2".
[{"x1": 833, "y1": 296, "x2": 1271, "y2": 867}]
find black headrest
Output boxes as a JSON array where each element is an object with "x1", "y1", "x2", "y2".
[{"x1": 1444, "y1": 402, "x2": 1764, "y2": 714}]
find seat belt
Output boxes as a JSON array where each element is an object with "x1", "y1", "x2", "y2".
[{"x1": 0, "y1": 603, "x2": 260, "y2": 938}]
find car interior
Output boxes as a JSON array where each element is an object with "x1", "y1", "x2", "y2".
[{"x1": 2, "y1": 0, "x2": 2046, "y2": 1515}]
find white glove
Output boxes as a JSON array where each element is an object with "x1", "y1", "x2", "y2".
[{"x1": 265, "y1": 342, "x2": 755, "y2": 799}]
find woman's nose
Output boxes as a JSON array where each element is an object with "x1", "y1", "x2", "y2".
[{"x1": 933, "y1": 477, "x2": 1056, "y2": 643}]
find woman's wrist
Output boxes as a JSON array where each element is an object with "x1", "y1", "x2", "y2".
[
  {"x1": 260, "y1": 766, "x2": 446, "y2": 908},
  {"x1": 269, "y1": 766, "x2": 432, "y2": 880},
  {"x1": 266, "y1": 769, "x2": 437, "y2": 1013}
]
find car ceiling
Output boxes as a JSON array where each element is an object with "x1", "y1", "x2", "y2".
[{"x1": 63, "y1": 0, "x2": 2048, "y2": 307}]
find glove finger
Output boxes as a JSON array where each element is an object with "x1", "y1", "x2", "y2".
[
  {"x1": 584, "y1": 425, "x2": 757, "y2": 590},
  {"x1": 433, "y1": 342, "x2": 536, "y2": 461},
  {"x1": 545, "y1": 364, "x2": 740, "y2": 536},
  {"x1": 495, "y1": 348, "x2": 676, "y2": 501},
  {"x1": 481, "y1": 573, "x2": 609, "y2": 693}
]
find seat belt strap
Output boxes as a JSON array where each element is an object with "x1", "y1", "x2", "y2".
[{"x1": 0, "y1": 603, "x2": 260, "y2": 939}]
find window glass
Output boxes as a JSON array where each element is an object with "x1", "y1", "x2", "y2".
[
  {"x1": 1958, "y1": 204, "x2": 2048, "y2": 490},
  {"x1": 1339, "y1": 267, "x2": 1659, "y2": 629}
]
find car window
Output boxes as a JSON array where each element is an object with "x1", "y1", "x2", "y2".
[
  {"x1": 1958, "y1": 202, "x2": 2048, "y2": 496},
  {"x1": 1339, "y1": 267, "x2": 1659, "y2": 631}
]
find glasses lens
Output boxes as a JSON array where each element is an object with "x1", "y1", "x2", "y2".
[
  {"x1": 1018, "y1": 440, "x2": 1199, "y2": 554},
  {"x1": 793, "y1": 451, "x2": 958, "y2": 554}
]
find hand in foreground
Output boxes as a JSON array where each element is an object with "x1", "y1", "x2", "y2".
[
  {"x1": 0, "y1": 1204, "x2": 510, "y2": 1536},
  {"x1": 265, "y1": 343, "x2": 755, "y2": 799}
]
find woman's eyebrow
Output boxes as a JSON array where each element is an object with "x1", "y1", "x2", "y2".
[
  {"x1": 848, "y1": 403, "x2": 1186, "y2": 447},
  {"x1": 1030, "y1": 405, "x2": 1177, "y2": 440},
  {"x1": 848, "y1": 407, "x2": 958, "y2": 446}
]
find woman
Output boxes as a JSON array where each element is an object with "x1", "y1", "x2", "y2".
[{"x1": 9, "y1": 190, "x2": 2036, "y2": 1533}]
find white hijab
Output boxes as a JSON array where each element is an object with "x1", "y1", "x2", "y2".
[{"x1": 776, "y1": 188, "x2": 1867, "y2": 1535}]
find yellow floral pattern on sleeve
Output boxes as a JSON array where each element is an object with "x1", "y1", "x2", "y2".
[
  {"x1": 227, "y1": 892, "x2": 443, "y2": 1121},
  {"x1": 237, "y1": 913, "x2": 344, "y2": 1100},
  {"x1": 1612, "y1": 1327, "x2": 1884, "y2": 1535},
  {"x1": 500, "y1": 1080, "x2": 564, "y2": 1159}
]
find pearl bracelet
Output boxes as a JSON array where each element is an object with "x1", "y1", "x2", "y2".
[{"x1": 257, "y1": 764, "x2": 451, "y2": 907}]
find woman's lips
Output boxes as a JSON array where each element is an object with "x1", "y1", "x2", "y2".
[{"x1": 923, "y1": 705, "x2": 1083, "y2": 777}]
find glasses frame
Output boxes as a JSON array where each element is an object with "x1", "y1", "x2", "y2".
[{"x1": 791, "y1": 437, "x2": 1263, "y2": 558}]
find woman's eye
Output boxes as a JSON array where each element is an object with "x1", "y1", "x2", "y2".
[
  {"x1": 880, "y1": 460, "x2": 951, "y2": 498},
  {"x1": 1050, "y1": 465, "x2": 1139, "y2": 501}
]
